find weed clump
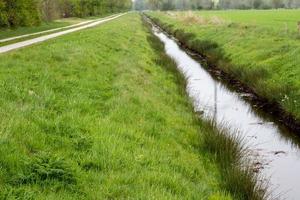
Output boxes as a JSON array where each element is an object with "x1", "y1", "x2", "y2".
[
  {"x1": 181, "y1": 12, "x2": 206, "y2": 25},
  {"x1": 13, "y1": 152, "x2": 77, "y2": 186},
  {"x1": 0, "y1": 187, "x2": 35, "y2": 200},
  {"x1": 174, "y1": 28, "x2": 196, "y2": 43},
  {"x1": 202, "y1": 124, "x2": 268, "y2": 200}
]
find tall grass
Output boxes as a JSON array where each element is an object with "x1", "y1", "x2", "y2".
[
  {"x1": 202, "y1": 124, "x2": 268, "y2": 200},
  {"x1": 0, "y1": 13, "x2": 238, "y2": 199}
]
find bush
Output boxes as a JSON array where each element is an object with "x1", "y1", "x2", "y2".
[
  {"x1": 0, "y1": 0, "x2": 132, "y2": 28},
  {"x1": 0, "y1": 0, "x2": 41, "y2": 27},
  {"x1": 0, "y1": 0, "x2": 9, "y2": 26}
]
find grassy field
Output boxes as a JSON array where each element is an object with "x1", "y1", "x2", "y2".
[
  {"x1": 182, "y1": 9, "x2": 300, "y2": 32},
  {"x1": 146, "y1": 10, "x2": 300, "y2": 121},
  {"x1": 0, "y1": 13, "x2": 239, "y2": 199}
]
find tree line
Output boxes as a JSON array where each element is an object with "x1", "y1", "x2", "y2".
[
  {"x1": 0, "y1": 0, "x2": 132, "y2": 28},
  {"x1": 134, "y1": 0, "x2": 300, "y2": 10}
]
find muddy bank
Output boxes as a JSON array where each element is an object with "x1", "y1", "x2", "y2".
[{"x1": 144, "y1": 14, "x2": 300, "y2": 134}]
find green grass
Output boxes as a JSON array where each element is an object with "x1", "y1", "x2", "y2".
[
  {"x1": 0, "y1": 13, "x2": 237, "y2": 199},
  {"x1": 201, "y1": 124, "x2": 267, "y2": 200},
  {"x1": 146, "y1": 10, "x2": 300, "y2": 121},
  {"x1": 0, "y1": 21, "x2": 71, "y2": 40},
  {"x1": 0, "y1": 22, "x2": 78, "y2": 47},
  {"x1": 0, "y1": 14, "x2": 121, "y2": 47},
  {"x1": 0, "y1": 14, "x2": 120, "y2": 42},
  {"x1": 181, "y1": 9, "x2": 300, "y2": 32}
]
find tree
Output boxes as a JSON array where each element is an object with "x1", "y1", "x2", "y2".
[
  {"x1": 162, "y1": 0, "x2": 175, "y2": 10},
  {"x1": 218, "y1": 0, "x2": 231, "y2": 9},
  {"x1": 272, "y1": 0, "x2": 285, "y2": 8},
  {"x1": 134, "y1": 0, "x2": 146, "y2": 10},
  {"x1": 253, "y1": 0, "x2": 263, "y2": 8},
  {"x1": 40, "y1": 0, "x2": 60, "y2": 21},
  {"x1": 148, "y1": 0, "x2": 161, "y2": 10},
  {"x1": 3, "y1": 0, "x2": 41, "y2": 27},
  {"x1": 1, "y1": 0, "x2": 132, "y2": 28},
  {"x1": 0, "y1": 0, "x2": 8, "y2": 26}
]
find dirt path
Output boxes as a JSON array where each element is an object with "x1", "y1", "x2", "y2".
[
  {"x1": 0, "y1": 19, "x2": 96, "y2": 43},
  {"x1": 0, "y1": 13, "x2": 126, "y2": 54}
]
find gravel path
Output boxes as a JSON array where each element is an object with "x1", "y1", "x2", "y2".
[{"x1": 0, "y1": 13, "x2": 126, "y2": 54}]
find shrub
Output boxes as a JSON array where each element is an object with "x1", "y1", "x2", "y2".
[
  {"x1": 14, "y1": 152, "x2": 77, "y2": 186},
  {"x1": 0, "y1": 0, "x2": 41, "y2": 27},
  {"x1": 0, "y1": 0, "x2": 9, "y2": 26},
  {"x1": 0, "y1": 0, "x2": 133, "y2": 28}
]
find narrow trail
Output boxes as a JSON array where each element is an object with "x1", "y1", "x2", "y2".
[
  {"x1": 0, "y1": 13, "x2": 126, "y2": 54},
  {"x1": 0, "y1": 19, "x2": 96, "y2": 43}
]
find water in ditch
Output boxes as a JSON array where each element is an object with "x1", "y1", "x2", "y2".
[{"x1": 151, "y1": 23, "x2": 300, "y2": 200}]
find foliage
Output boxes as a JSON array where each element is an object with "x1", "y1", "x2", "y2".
[
  {"x1": 0, "y1": 0, "x2": 132, "y2": 28},
  {"x1": 0, "y1": 0, "x2": 41, "y2": 27}
]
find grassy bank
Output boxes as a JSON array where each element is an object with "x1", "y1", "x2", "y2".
[
  {"x1": 146, "y1": 10, "x2": 300, "y2": 124},
  {"x1": 0, "y1": 13, "x2": 232, "y2": 199},
  {"x1": 144, "y1": 15, "x2": 267, "y2": 200}
]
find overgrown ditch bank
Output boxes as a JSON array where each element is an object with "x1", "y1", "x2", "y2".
[
  {"x1": 145, "y1": 12, "x2": 300, "y2": 134},
  {"x1": 143, "y1": 15, "x2": 268, "y2": 200},
  {"x1": 144, "y1": 13, "x2": 300, "y2": 200}
]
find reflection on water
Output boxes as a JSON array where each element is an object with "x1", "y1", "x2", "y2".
[{"x1": 152, "y1": 25, "x2": 300, "y2": 200}]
